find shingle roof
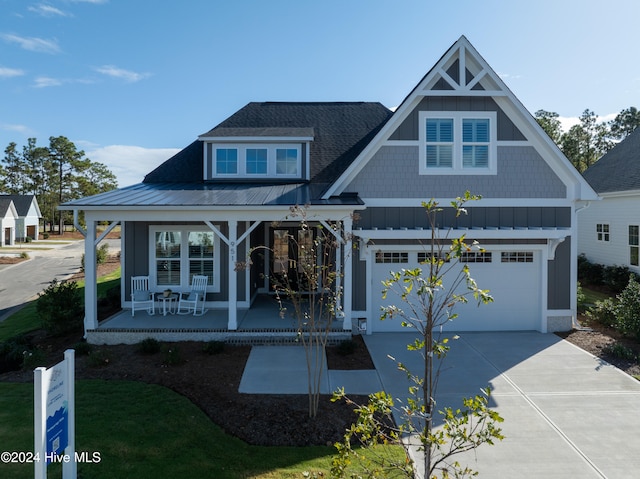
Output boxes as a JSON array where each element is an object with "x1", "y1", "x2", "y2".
[
  {"x1": 582, "y1": 127, "x2": 640, "y2": 193},
  {"x1": 144, "y1": 102, "x2": 392, "y2": 187},
  {"x1": 0, "y1": 194, "x2": 36, "y2": 216},
  {"x1": 0, "y1": 198, "x2": 16, "y2": 218}
]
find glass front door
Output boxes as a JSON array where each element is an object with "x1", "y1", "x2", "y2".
[{"x1": 270, "y1": 227, "x2": 315, "y2": 292}]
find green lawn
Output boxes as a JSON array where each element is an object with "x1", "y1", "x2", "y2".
[
  {"x1": 581, "y1": 285, "x2": 614, "y2": 305},
  {"x1": 0, "y1": 266, "x2": 405, "y2": 477},
  {"x1": 0, "y1": 380, "x2": 404, "y2": 478}
]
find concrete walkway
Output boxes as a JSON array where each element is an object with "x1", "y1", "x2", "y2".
[{"x1": 240, "y1": 331, "x2": 640, "y2": 478}]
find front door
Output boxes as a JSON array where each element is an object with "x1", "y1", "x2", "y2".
[{"x1": 270, "y1": 227, "x2": 315, "y2": 292}]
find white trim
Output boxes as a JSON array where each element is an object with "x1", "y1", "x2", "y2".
[
  {"x1": 360, "y1": 198, "x2": 574, "y2": 207},
  {"x1": 419, "y1": 111, "x2": 497, "y2": 175},
  {"x1": 323, "y1": 36, "x2": 598, "y2": 201},
  {"x1": 199, "y1": 136, "x2": 313, "y2": 142},
  {"x1": 599, "y1": 189, "x2": 640, "y2": 198},
  {"x1": 148, "y1": 225, "x2": 221, "y2": 293},
  {"x1": 355, "y1": 227, "x2": 570, "y2": 241}
]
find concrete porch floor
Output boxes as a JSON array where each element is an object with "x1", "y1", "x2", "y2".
[{"x1": 88, "y1": 294, "x2": 352, "y2": 344}]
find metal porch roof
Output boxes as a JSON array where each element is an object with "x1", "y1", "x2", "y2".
[{"x1": 60, "y1": 182, "x2": 363, "y2": 210}]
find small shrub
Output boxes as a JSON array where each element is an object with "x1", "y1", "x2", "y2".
[
  {"x1": 81, "y1": 243, "x2": 110, "y2": 271},
  {"x1": 37, "y1": 279, "x2": 83, "y2": 335},
  {"x1": 603, "y1": 265, "x2": 633, "y2": 294},
  {"x1": 19, "y1": 252, "x2": 29, "y2": 259},
  {"x1": 577, "y1": 282, "x2": 586, "y2": 312},
  {"x1": 603, "y1": 343, "x2": 637, "y2": 361},
  {"x1": 585, "y1": 297, "x2": 618, "y2": 328},
  {"x1": 22, "y1": 348, "x2": 46, "y2": 370},
  {"x1": 336, "y1": 339, "x2": 357, "y2": 356},
  {"x1": 202, "y1": 341, "x2": 225, "y2": 355},
  {"x1": 614, "y1": 275, "x2": 640, "y2": 340},
  {"x1": 138, "y1": 338, "x2": 161, "y2": 355},
  {"x1": 577, "y1": 254, "x2": 603, "y2": 286},
  {"x1": 73, "y1": 341, "x2": 93, "y2": 356},
  {"x1": 43, "y1": 232, "x2": 49, "y2": 239},
  {"x1": 88, "y1": 349, "x2": 110, "y2": 368},
  {"x1": 0, "y1": 336, "x2": 29, "y2": 373},
  {"x1": 162, "y1": 345, "x2": 183, "y2": 366}
]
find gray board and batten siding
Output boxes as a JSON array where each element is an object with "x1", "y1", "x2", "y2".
[
  {"x1": 123, "y1": 221, "x2": 251, "y2": 303},
  {"x1": 389, "y1": 97, "x2": 526, "y2": 142}
]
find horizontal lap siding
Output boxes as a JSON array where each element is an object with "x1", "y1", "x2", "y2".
[{"x1": 578, "y1": 196, "x2": 640, "y2": 273}]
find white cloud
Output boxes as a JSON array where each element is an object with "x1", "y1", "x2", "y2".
[
  {"x1": 1, "y1": 33, "x2": 60, "y2": 54},
  {"x1": 557, "y1": 112, "x2": 617, "y2": 133},
  {"x1": 86, "y1": 145, "x2": 180, "y2": 187},
  {"x1": 34, "y1": 76, "x2": 63, "y2": 88},
  {"x1": 498, "y1": 72, "x2": 522, "y2": 80},
  {"x1": 28, "y1": 4, "x2": 72, "y2": 17},
  {"x1": 0, "y1": 67, "x2": 25, "y2": 78},
  {"x1": 0, "y1": 123, "x2": 36, "y2": 136},
  {"x1": 94, "y1": 65, "x2": 151, "y2": 83},
  {"x1": 68, "y1": 0, "x2": 109, "y2": 3}
]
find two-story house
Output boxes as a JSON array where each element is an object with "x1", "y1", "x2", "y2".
[{"x1": 61, "y1": 36, "x2": 597, "y2": 344}]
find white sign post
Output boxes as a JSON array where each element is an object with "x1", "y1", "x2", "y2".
[{"x1": 34, "y1": 349, "x2": 76, "y2": 479}]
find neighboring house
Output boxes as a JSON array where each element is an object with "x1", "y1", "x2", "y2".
[
  {"x1": 578, "y1": 127, "x2": 640, "y2": 273},
  {"x1": 61, "y1": 36, "x2": 597, "y2": 341},
  {"x1": 0, "y1": 195, "x2": 42, "y2": 242},
  {"x1": 0, "y1": 197, "x2": 18, "y2": 247}
]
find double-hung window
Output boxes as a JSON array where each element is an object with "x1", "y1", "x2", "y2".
[
  {"x1": 420, "y1": 111, "x2": 497, "y2": 175},
  {"x1": 426, "y1": 119, "x2": 453, "y2": 167},
  {"x1": 150, "y1": 227, "x2": 220, "y2": 292},
  {"x1": 630, "y1": 225, "x2": 639, "y2": 267},
  {"x1": 596, "y1": 223, "x2": 610, "y2": 242}
]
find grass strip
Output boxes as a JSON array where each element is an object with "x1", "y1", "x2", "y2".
[{"x1": 0, "y1": 380, "x2": 404, "y2": 478}]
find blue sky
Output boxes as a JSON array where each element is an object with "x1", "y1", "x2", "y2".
[{"x1": 1, "y1": 0, "x2": 639, "y2": 187}]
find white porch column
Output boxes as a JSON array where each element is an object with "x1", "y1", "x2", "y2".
[
  {"x1": 227, "y1": 220, "x2": 238, "y2": 330},
  {"x1": 83, "y1": 219, "x2": 98, "y2": 335},
  {"x1": 342, "y1": 216, "x2": 353, "y2": 331}
]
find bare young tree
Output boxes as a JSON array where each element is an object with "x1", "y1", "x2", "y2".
[
  {"x1": 332, "y1": 192, "x2": 504, "y2": 478},
  {"x1": 253, "y1": 205, "x2": 353, "y2": 418}
]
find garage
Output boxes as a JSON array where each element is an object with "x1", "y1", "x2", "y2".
[{"x1": 370, "y1": 248, "x2": 542, "y2": 332}]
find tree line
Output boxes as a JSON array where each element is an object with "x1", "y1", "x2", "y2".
[
  {"x1": 0, "y1": 136, "x2": 118, "y2": 233},
  {"x1": 535, "y1": 106, "x2": 640, "y2": 172}
]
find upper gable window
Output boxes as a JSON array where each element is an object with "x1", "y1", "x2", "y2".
[
  {"x1": 419, "y1": 111, "x2": 497, "y2": 175},
  {"x1": 208, "y1": 144, "x2": 301, "y2": 179}
]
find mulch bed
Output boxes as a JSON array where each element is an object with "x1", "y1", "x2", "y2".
[
  {"x1": 4, "y1": 256, "x2": 640, "y2": 446},
  {"x1": 0, "y1": 328, "x2": 375, "y2": 447}
]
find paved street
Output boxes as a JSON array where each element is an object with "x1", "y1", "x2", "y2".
[{"x1": 0, "y1": 239, "x2": 120, "y2": 322}]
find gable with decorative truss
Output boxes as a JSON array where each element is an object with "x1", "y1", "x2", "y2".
[{"x1": 324, "y1": 36, "x2": 596, "y2": 204}]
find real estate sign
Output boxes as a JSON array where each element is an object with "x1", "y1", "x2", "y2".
[{"x1": 34, "y1": 349, "x2": 76, "y2": 479}]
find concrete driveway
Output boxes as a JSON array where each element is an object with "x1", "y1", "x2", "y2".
[{"x1": 364, "y1": 331, "x2": 640, "y2": 479}]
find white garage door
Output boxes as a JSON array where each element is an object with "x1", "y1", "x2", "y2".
[{"x1": 370, "y1": 249, "x2": 541, "y2": 332}]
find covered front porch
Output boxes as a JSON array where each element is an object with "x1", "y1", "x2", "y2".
[{"x1": 88, "y1": 294, "x2": 354, "y2": 345}]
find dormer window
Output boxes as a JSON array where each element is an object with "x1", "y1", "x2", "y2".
[
  {"x1": 200, "y1": 127, "x2": 313, "y2": 181},
  {"x1": 209, "y1": 144, "x2": 301, "y2": 178}
]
